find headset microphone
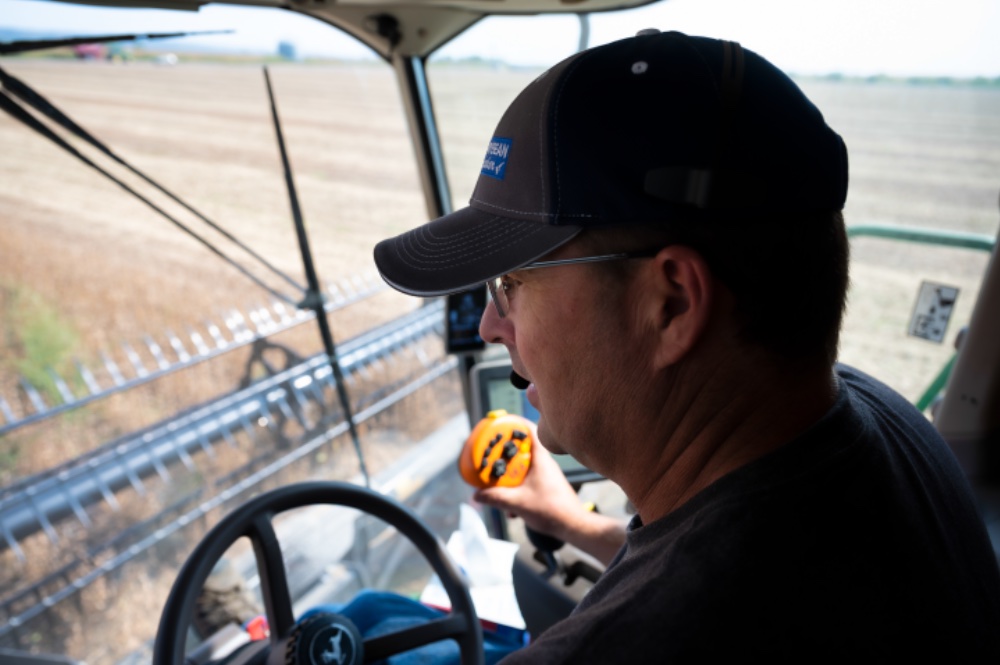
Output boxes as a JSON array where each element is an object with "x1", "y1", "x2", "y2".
[{"x1": 510, "y1": 371, "x2": 530, "y2": 390}]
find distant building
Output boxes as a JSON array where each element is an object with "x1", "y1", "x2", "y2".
[{"x1": 278, "y1": 40, "x2": 299, "y2": 61}]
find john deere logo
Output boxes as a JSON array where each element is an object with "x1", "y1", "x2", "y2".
[{"x1": 307, "y1": 620, "x2": 361, "y2": 665}]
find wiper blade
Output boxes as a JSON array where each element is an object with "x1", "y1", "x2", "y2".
[
  {"x1": 0, "y1": 86, "x2": 300, "y2": 306},
  {"x1": 0, "y1": 65, "x2": 306, "y2": 294},
  {"x1": 0, "y1": 30, "x2": 233, "y2": 56}
]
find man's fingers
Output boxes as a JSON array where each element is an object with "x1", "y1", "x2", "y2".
[{"x1": 473, "y1": 487, "x2": 514, "y2": 509}]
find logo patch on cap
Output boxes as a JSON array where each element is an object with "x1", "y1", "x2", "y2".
[{"x1": 481, "y1": 137, "x2": 513, "y2": 180}]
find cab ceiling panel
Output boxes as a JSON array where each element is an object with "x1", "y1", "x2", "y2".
[{"x1": 52, "y1": 0, "x2": 664, "y2": 58}]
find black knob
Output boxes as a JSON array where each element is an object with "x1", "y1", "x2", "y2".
[{"x1": 491, "y1": 459, "x2": 507, "y2": 478}]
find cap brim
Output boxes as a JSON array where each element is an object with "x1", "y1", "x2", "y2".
[{"x1": 374, "y1": 206, "x2": 582, "y2": 297}]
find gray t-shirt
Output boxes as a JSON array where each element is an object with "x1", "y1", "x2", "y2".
[{"x1": 501, "y1": 365, "x2": 1000, "y2": 662}]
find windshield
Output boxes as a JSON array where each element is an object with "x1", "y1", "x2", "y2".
[{"x1": 0, "y1": 4, "x2": 466, "y2": 662}]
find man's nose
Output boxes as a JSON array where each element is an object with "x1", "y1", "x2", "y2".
[{"x1": 479, "y1": 297, "x2": 509, "y2": 345}]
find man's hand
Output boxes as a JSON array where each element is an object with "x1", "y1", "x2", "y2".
[{"x1": 473, "y1": 433, "x2": 626, "y2": 566}]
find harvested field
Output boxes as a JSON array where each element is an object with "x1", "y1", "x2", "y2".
[
  {"x1": 0, "y1": 58, "x2": 998, "y2": 663},
  {"x1": 0, "y1": 60, "x2": 427, "y2": 474},
  {"x1": 2, "y1": 61, "x2": 998, "y2": 464}
]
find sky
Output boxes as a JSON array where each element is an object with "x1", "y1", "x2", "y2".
[{"x1": 1, "y1": 0, "x2": 998, "y2": 77}]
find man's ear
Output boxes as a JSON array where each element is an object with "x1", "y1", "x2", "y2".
[{"x1": 646, "y1": 245, "x2": 714, "y2": 369}]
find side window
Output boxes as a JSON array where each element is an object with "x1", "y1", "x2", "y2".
[
  {"x1": 430, "y1": 8, "x2": 999, "y2": 410},
  {"x1": 580, "y1": 2, "x2": 1000, "y2": 407},
  {"x1": 800, "y1": 81, "x2": 997, "y2": 404}
]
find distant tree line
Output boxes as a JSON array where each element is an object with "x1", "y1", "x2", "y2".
[{"x1": 801, "y1": 72, "x2": 1000, "y2": 88}]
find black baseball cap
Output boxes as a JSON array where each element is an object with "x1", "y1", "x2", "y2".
[{"x1": 374, "y1": 30, "x2": 848, "y2": 297}]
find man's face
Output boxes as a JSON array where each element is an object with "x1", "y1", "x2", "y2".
[{"x1": 478, "y1": 247, "x2": 650, "y2": 471}]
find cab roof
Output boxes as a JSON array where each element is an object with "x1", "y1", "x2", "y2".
[{"x1": 54, "y1": 0, "x2": 665, "y2": 58}]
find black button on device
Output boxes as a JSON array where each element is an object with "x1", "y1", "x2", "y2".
[
  {"x1": 483, "y1": 438, "x2": 499, "y2": 459},
  {"x1": 511, "y1": 430, "x2": 528, "y2": 441},
  {"x1": 491, "y1": 459, "x2": 507, "y2": 479},
  {"x1": 503, "y1": 441, "x2": 517, "y2": 460}
]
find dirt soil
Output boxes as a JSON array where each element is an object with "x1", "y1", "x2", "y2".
[{"x1": 0, "y1": 59, "x2": 999, "y2": 663}]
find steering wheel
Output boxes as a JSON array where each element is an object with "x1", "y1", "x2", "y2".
[{"x1": 153, "y1": 481, "x2": 484, "y2": 665}]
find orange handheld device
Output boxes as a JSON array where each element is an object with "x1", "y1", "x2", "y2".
[{"x1": 459, "y1": 410, "x2": 533, "y2": 489}]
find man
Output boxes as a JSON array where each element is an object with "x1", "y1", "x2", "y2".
[{"x1": 375, "y1": 30, "x2": 1000, "y2": 661}]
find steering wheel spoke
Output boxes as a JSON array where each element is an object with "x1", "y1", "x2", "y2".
[
  {"x1": 363, "y1": 612, "x2": 473, "y2": 662},
  {"x1": 248, "y1": 512, "x2": 295, "y2": 638}
]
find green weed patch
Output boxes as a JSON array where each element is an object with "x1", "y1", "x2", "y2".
[{"x1": 2, "y1": 285, "x2": 80, "y2": 406}]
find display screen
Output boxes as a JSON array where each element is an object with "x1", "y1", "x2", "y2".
[
  {"x1": 445, "y1": 287, "x2": 487, "y2": 353},
  {"x1": 486, "y1": 377, "x2": 540, "y2": 422}
]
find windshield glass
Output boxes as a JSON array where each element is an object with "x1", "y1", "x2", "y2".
[{"x1": 0, "y1": 3, "x2": 466, "y2": 662}]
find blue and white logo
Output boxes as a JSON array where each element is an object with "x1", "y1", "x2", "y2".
[{"x1": 481, "y1": 137, "x2": 513, "y2": 180}]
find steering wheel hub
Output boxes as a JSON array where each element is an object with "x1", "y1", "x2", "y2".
[{"x1": 291, "y1": 612, "x2": 363, "y2": 665}]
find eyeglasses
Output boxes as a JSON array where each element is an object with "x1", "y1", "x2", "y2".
[{"x1": 486, "y1": 251, "x2": 657, "y2": 319}]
